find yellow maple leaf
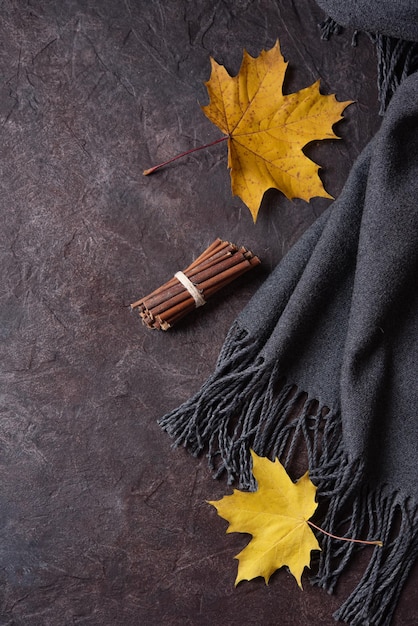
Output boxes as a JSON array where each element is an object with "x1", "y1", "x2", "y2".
[
  {"x1": 208, "y1": 450, "x2": 320, "y2": 588},
  {"x1": 202, "y1": 40, "x2": 352, "y2": 221}
]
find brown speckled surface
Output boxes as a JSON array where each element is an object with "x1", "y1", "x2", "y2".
[{"x1": 1, "y1": 1, "x2": 417, "y2": 624}]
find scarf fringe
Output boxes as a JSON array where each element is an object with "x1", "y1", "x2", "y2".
[
  {"x1": 372, "y1": 34, "x2": 418, "y2": 114},
  {"x1": 159, "y1": 323, "x2": 418, "y2": 625},
  {"x1": 313, "y1": 465, "x2": 418, "y2": 625},
  {"x1": 159, "y1": 322, "x2": 343, "y2": 490},
  {"x1": 318, "y1": 14, "x2": 418, "y2": 114},
  {"x1": 319, "y1": 16, "x2": 342, "y2": 41}
]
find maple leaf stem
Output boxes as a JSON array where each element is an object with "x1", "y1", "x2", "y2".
[
  {"x1": 143, "y1": 136, "x2": 228, "y2": 175},
  {"x1": 307, "y1": 520, "x2": 383, "y2": 547}
]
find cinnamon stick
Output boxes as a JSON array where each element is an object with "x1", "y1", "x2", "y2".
[{"x1": 130, "y1": 239, "x2": 260, "y2": 330}]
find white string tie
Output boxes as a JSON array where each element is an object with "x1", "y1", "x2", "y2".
[{"x1": 174, "y1": 271, "x2": 206, "y2": 308}]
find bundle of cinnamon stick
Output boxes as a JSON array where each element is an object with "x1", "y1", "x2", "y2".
[{"x1": 130, "y1": 238, "x2": 260, "y2": 330}]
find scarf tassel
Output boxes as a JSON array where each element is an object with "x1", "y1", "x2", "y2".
[
  {"x1": 159, "y1": 322, "x2": 418, "y2": 625},
  {"x1": 318, "y1": 15, "x2": 418, "y2": 114},
  {"x1": 159, "y1": 321, "x2": 343, "y2": 490},
  {"x1": 319, "y1": 16, "x2": 342, "y2": 40},
  {"x1": 373, "y1": 34, "x2": 418, "y2": 114}
]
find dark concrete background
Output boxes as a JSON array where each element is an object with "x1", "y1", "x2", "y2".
[{"x1": 1, "y1": 0, "x2": 416, "y2": 624}]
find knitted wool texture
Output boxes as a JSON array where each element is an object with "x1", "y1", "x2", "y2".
[{"x1": 160, "y1": 3, "x2": 418, "y2": 624}]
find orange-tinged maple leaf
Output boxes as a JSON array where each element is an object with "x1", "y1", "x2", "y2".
[
  {"x1": 208, "y1": 450, "x2": 320, "y2": 588},
  {"x1": 202, "y1": 40, "x2": 352, "y2": 221}
]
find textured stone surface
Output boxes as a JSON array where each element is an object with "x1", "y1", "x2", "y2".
[{"x1": 1, "y1": 0, "x2": 416, "y2": 624}]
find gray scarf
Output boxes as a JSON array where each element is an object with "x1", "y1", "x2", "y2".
[{"x1": 160, "y1": 2, "x2": 418, "y2": 624}]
